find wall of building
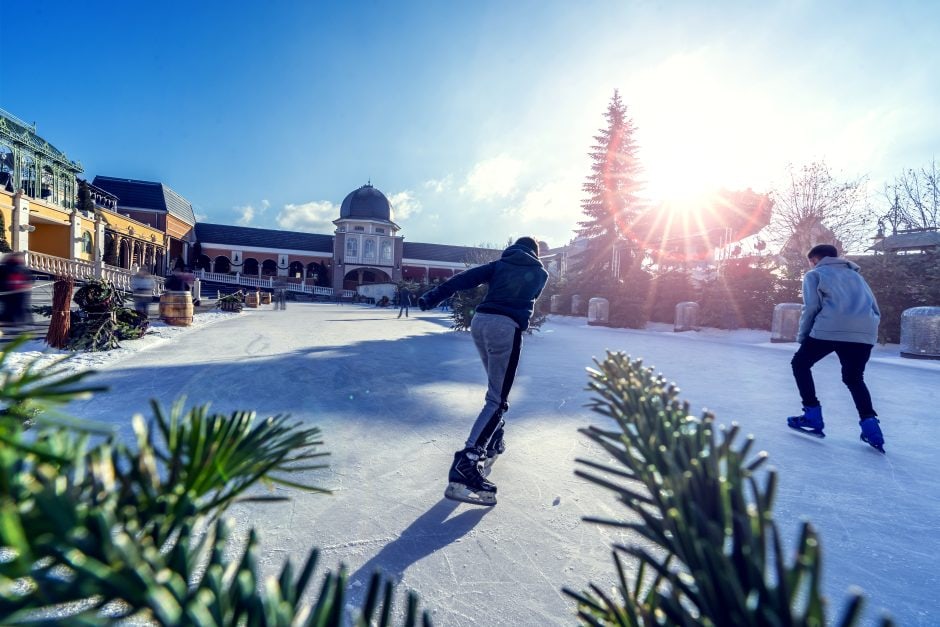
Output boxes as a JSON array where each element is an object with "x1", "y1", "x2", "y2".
[
  {"x1": 30, "y1": 222, "x2": 71, "y2": 257},
  {"x1": 100, "y1": 208, "x2": 164, "y2": 243},
  {"x1": 27, "y1": 197, "x2": 71, "y2": 226},
  {"x1": 166, "y1": 214, "x2": 193, "y2": 241},
  {"x1": 0, "y1": 191, "x2": 13, "y2": 249}
]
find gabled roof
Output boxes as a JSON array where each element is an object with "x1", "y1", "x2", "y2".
[
  {"x1": 403, "y1": 241, "x2": 499, "y2": 264},
  {"x1": 194, "y1": 222, "x2": 334, "y2": 254},
  {"x1": 92, "y1": 175, "x2": 196, "y2": 225},
  {"x1": 868, "y1": 230, "x2": 940, "y2": 252}
]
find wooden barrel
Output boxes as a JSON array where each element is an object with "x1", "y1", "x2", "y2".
[
  {"x1": 159, "y1": 292, "x2": 194, "y2": 326},
  {"x1": 260, "y1": 292, "x2": 272, "y2": 305},
  {"x1": 246, "y1": 291, "x2": 260, "y2": 308}
]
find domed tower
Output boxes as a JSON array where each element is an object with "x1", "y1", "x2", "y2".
[{"x1": 332, "y1": 183, "x2": 403, "y2": 290}]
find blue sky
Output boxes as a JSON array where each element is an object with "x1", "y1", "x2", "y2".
[{"x1": 1, "y1": 1, "x2": 937, "y2": 248}]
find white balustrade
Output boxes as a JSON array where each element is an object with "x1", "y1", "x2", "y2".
[
  {"x1": 193, "y1": 268, "x2": 336, "y2": 296},
  {"x1": 25, "y1": 251, "x2": 164, "y2": 295}
]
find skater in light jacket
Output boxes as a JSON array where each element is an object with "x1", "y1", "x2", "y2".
[
  {"x1": 418, "y1": 237, "x2": 548, "y2": 505},
  {"x1": 787, "y1": 244, "x2": 885, "y2": 452}
]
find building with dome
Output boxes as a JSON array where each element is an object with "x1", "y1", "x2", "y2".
[{"x1": 191, "y1": 183, "x2": 496, "y2": 293}]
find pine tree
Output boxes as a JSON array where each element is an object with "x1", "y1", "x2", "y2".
[
  {"x1": 575, "y1": 90, "x2": 645, "y2": 278},
  {"x1": 77, "y1": 178, "x2": 97, "y2": 216}
]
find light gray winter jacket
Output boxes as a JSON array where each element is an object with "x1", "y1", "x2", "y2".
[{"x1": 797, "y1": 256, "x2": 880, "y2": 345}]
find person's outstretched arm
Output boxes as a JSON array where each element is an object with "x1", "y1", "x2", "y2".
[{"x1": 419, "y1": 263, "x2": 494, "y2": 310}]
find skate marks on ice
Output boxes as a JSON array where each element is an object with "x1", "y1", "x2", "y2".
[{"x1": 346, "y1": 499, "x2": 491, "y2": 605}]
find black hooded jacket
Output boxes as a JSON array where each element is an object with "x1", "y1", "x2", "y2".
[{"x1": 419, "y1": 244, "x2": 549, "y2": 330}]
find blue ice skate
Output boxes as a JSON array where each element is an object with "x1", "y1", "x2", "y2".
[
  {"x1": 859, "y1": 417, "x2": 885, "y2": 454},
  {"x1": 787, "y1": 405, "x2": 825, "y2": 438}
]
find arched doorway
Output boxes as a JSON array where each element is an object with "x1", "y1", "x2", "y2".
[
  {"x1": 214, "y1": 256, "x2": 231, "y2": 273},
  {"x1": 119, "y1": 239, "x2": 131, "y2": 269},
  {"x1": 194, "y1": 254, "x2": 212, "y2": 271},
  {"x1": 342, "y1": 267, "x2": 391, "y2": 290},
  {"x1": 243, "y1": 258, "x2": 260, "y2": 276},
  {"x1": 261, "y1": 259, "x2": 278, "y2": 276},
  {"x1": 288, "y1": 261, "x2": 304, "y2": 278},
  {"x1": 306, "y1": 262, "x2": 329, "y2": 287}
]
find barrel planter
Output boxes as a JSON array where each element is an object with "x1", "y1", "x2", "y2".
[
  {"x1": 900, "y1": 306, "x2": 940, "y2": 360},
  {"x1": 674, "y1": 301, "x2": 700, "y2": 332},
  {"x1": 571, "y1": 294, "x2": 584, "y2": 316},
  {"x1": 587, "y1": 297, "x2": 609, "y2": 326},
  {"x1": 246, "y1": 291, "x2": 260, "y2": 308},
  {"x1": 771, "y1": 303, "x2": 803, "y2": 343},
  {"x1": 159, "y1": 292, "x2": 194, "y2": 327},
  {"x1": 260, "y1": 291, "x2": 272, "y2": 305}
]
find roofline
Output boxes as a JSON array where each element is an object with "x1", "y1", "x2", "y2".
[{"x1": 198, "y1": 242, "x2": 335, "y2": 256}]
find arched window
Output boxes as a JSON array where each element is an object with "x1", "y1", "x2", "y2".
[
  {"x1": 363, "y1": 239, "x2": 375, "y2": 259},
  {"x1": 381, "y1": 240, "x2": 392, "y2": 262},
  {"x1": 346, "y1": 238, "x2": 358, "y2": 258},
  {"x1": 22, "y1": 157, "x2": 36, "y2": 197},
  {"x1": 0, "y1": 144, "x2": 13, "y2": 192},
  {"x1": 41, "y1": 166, "x2": 54, "y2": 201},
  {"x1": 82, "y1": 231, "x2": 93, "y2": 254}
]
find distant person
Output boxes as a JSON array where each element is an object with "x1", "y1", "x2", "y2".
[
  {"x1": 131, "y1": 268, "x2": 155, "y2": 317},
  {"x1": 0, "y1": 252, "x2": 33, "y2": 327},
  {"x1": 417, "y1": 236, "x2": 548, "y2": 505},
  {"x1": 397, "y1": 285, "x2": 411, "y2": 318},
  {"x1": 787, "y1": 244, "x2": 884, "y2": 453}
]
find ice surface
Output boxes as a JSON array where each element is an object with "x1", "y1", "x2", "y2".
[{"x1": 9, "y1": 304, "x2": 938, "y2": 625}]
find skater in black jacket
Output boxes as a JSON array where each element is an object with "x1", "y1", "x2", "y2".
[{"x1": 418, "y1": 237, "x2": 548, "y2": 505}]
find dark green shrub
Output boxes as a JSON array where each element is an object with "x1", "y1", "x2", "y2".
[
  {"x1": 698, "y1": 259, "x2": 781, "y2": 330},
  {"x1": 646, "y1": 270, "x2": 695, "y2": 323},
  {"x1": 853, "y1": 253, "x2": 940, "y2": 343}
]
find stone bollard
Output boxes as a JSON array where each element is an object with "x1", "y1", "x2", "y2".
[
  {"x1": 571, "y1": 294, "x2": 584, "y2": 315},
  {"x1": 550, "y1": 294, "x2": 564, "y2": 314},
  {"x1": 900, "y1": 306, "x2": 940, "y2": 360},
  {"x1": 587, "y1": 297, "x2": 609, "y2": 326},
  {"x1": 674, "y1": 301, "x2": 700, "y2": 332},
  {"x1": 771, "y1": 303, "x2": 803, "y2": 343}
]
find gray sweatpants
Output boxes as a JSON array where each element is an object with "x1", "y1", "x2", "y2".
[{"x1": 465, "y1": 312, "x2": 523, "y2": 449}]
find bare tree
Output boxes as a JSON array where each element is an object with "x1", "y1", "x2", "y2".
[
  {"x1": 766, "y1": 162, "x2": 872, "y2": 272},
  {"x1": 882, "y1": 159, "x2": 939, "y2": 232}
]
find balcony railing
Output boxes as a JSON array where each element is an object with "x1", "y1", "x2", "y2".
[
  {"x1": 194, "y1": 269, "x2": 354, "y2": 298},
  {"x1": 25, "y1": 251, "x2": 164, "y2": 295}
]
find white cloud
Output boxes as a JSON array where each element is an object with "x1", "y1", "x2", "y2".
[
  {"x1": 235, "y1": 204, "x2": 256, "y2": 226},
  {"x1": 460, "y1": 155, "x2": 524, "y2": 201},
  {"x1": 423, "y1": 175, "x2": 453, "y2": 193},
  {"x1": 233, "y1": 199, "x2": 270, "y2": 227},
  {"x1": 276, "y1": 200, "x2": 339, "y2": 233},
  {"x1": 388, "y1": 190, "x2": 422, "y2": 220},
  {"x1": 507, "y1": 172, "x2": 583, "y2": 224}
]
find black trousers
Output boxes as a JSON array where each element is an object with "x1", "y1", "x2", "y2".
[{"x1": 791, "y1": 337, "x2": 876, "y2": 419}]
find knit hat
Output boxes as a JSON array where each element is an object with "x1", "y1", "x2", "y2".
[{"x1": 513, "y1": 236, "x2": 539, "y2": 256}]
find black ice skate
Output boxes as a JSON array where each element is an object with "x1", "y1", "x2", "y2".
[
  {"x1": 482, "y1": 425, "x2": 506, "y2": 478},
  {"x1": 787, "y1": 405, "x2": 825, "y2": 438},
  {"x1": 445, "y1": 446, "x2": 497, "y2": 506}
]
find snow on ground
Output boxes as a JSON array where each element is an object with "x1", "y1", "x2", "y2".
[
  {"x1": 2, "y1": 311, "x2": 236, "y2": 378},
  {"x1": 9, "y1": 304, "x2": 939, "y2": 625}
]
